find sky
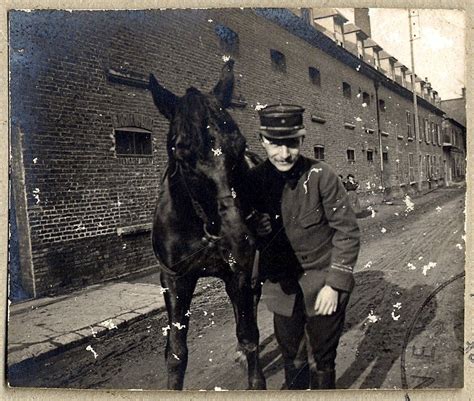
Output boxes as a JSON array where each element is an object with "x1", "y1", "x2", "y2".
[{"x1": 337, "y1": 8, "x2": 465, "y2": 101}]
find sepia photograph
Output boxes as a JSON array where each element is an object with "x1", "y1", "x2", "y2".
[{"x1": 5, "y1": 5, "x2": 468, "y2": 393}]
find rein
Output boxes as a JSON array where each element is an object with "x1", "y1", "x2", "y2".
[{"x1": 177, "y1": 163, "x2": 232, "y2": 249}]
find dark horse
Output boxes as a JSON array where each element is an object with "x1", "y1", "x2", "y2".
[{"x1": 149, "y1": 60, "x2": 266, "y2": 390}]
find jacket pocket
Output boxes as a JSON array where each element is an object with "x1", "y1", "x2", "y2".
[{"x1": 299, "y1": 204, "x2": 324, "y2": 228}]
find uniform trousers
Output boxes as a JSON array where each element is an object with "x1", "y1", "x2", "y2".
[{"x1": 273, "y1": 286, "x2": 350, "y2": 389}]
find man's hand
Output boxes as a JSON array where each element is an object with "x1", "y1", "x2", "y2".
[
  {"x1": 314, "y1": 285, "x2": 338, "y2": 315},
  {"x1": 256, "y1": 213, "x2": 272, "y2": 237}
]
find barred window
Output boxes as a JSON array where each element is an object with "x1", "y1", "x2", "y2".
[
  {"x1": 115, "y1": 127, "x2": 152, "y2": 157},
  {"x1": 314, "y1": 145, "x2": 325, "y2": 160}
]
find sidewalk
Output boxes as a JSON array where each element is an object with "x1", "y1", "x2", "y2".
[
  {"x1": 7, "y1": 272, "x2": 166, "y2": 367},
  {"x1": 6, "y1": 183, "x2": 465, "y2": 369}
]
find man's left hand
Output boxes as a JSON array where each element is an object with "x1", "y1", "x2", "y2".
[{"x1": 314, "y1": 285, "x2": 338, "y2": 315}]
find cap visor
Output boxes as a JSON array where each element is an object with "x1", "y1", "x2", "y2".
[{"x1": 259, "y1": 128, "x2": 306, "y2": 139}]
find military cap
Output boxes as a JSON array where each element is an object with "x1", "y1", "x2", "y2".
[{"x1": 258, "y1": 104, "x2": 306, "y2": 139}]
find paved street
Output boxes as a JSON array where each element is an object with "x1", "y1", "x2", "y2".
[{"x1": 7, "y1": 186, "x2": 465, "y2": 390}]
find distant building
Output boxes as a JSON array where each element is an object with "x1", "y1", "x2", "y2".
[{"x1": 9, "y1": 8, "x2": 466, "y2": 299}]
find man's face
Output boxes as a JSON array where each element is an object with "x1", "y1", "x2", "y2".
[{"x1": 260, "y1": 135, "x2": 303, "y2": 172}]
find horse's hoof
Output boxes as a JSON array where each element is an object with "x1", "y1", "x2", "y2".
[
  {"x1": 248, "y1": 378, "x2": 267, "y2": 390},
  {"x1": 234, "y1": 350, "x2": 247, "y2": 368}
]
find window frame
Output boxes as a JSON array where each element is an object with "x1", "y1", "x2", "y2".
[
  {"x1": 347, "y1": 148, "x2": 356, "y2": 162},
  {"x1": 270, "y1": 49, "x2": 287, "y2": 73},
  {"x1": 114, "y1": 127, "x2": 153, "y2": 157},
  {"x1": 314, "y1": 145, "x2": 325, "y2": 161},
  {"x1": 342, "y1": 82, "x2": 352, "y2": 98},
  {"x1": 308, "y1": 66, "x2": 321, "y2": 87}
]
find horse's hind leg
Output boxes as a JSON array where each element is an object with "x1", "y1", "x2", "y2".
[
  {"x1": 160, "y1": 271, "x2": 197, "y2": 390},
  {"x1": 224, "y1": 270, "x2": 266, "y2": 390}
]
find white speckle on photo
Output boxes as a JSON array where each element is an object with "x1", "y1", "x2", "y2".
[
  {"x1": 172, "y1": 322, "x2": 186, "y2": 330},
  {"x1": 303, "y1": 167, "x2": 322, "y2": 194},
  {"x1": 86, "y1": 345, "x2": 98, "y2": 359},
  {"x1": 99, "y1": 319, "x2": 118, "y2": 330},
  {"x1": 422, "y1": 262, "x2": 437, "y2": 276},
  {"x1": 212, "y1": 147, "x2": 223, "y2": 157}
]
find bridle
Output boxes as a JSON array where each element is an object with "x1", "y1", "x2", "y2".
[{"x1": 176, "y1": 161, "x2": 244, "y2": 257}]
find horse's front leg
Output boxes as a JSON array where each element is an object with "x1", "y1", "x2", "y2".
[
  {"x1": 161, "y1": 271, "x2": 198, "y2": 390},
  {"x1": 224, "y1": 270, "x2": 266, "y2": 390}
]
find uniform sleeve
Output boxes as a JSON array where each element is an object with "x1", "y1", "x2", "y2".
[{"x1": 318, "y1": 165, "x2": 360, "y2": 292}]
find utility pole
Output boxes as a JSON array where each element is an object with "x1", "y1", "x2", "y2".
[{"x1": 408, "y1": 9, "x2": 423, "y2": 192}]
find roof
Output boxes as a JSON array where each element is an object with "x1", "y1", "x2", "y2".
[
  {"x1": 254, "y1": 8, "x2": 445, "y2": 116},
  {"x1": 313, "y1": 8, "x2": 348, "y2": 23},
  {"x1": 379, "y1": 50, "x2": 397, "y2": 61},
  {"x1": 364, "y1": 38, "x2": 382, "y2": 49}
]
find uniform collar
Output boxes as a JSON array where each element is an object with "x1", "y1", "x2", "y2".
[{"x1": 266, "y1": 156, "x2": 309, "y2": 189}]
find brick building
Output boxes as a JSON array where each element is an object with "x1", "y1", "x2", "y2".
[{"x1": 9, "y1": 8, "x2": 466, "y2": 299}]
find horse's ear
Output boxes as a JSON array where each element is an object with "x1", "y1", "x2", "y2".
[
  {"x1": 211, "y1": 59, "x2": 235, "y2": 109},
  {"x1": 149, "y1": 74, "x2": 178, "y2": 121}
]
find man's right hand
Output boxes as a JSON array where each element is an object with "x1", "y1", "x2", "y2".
[{"x1": 256, "y1": 213, "x2": 272, "y2": 237}]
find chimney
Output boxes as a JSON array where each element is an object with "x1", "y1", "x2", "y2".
[
  {"x1": 462, "y1": 87, "x2": 466, "y2": 99},
  {"x1": 354, "y1": 8, "x2": 371, "y2": 37}
]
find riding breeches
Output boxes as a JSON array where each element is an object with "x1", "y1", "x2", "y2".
[{"x1": 273, "y1": 287, "x2": 350, "y2": 389}]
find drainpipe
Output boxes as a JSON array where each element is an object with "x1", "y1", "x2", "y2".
[
  {"x1": 408, "y1": 9, "x2": 423, "y2": 192},
  {"x1": 373, "y1": 80, "x2": 384, "y2": 196}
]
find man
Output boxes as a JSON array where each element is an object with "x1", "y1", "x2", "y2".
[{"x1": 247, "y1": 104, "x2": 360, "y2": 390}]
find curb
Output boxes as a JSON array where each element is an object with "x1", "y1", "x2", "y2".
[
  {"x1": 7, "y1": 284, "x2": 211, "y2": 368},
  {"x1": 8, "y1": 304, "x2": 167, "y2": 368}
]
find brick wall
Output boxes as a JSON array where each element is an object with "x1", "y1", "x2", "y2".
[{"x1": 9, "y1": 9, "x2": 453, "y2": 297}]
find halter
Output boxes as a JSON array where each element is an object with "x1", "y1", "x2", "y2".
[{"x1": 177, "y1": 162, "x2": 235, "y2": 251}]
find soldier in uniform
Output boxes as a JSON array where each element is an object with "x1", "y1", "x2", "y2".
[{"x1": 247, "y1": 104, "x2": 360, "y2": 389}]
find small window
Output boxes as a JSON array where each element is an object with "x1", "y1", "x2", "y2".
[
  {"x1": 406, "y1": 111, "x2": 412, "y2": 138},
  {"x1": 408, "y1": 153, "x2": 415, "y2": 182},
  {"x1": 115, "y1": 128, "x2": 152, "y2": 156},
  {"x1": 270, "y1": 49, "x2": 286, "y2": 73},
  {"x1": 343, "y1": 82, "x2": 351, "y2": 98},
  {"x1": 314, "y1": 145, "x2": 325, "y2": 160},
  {"x1": 215, "y1": 24, "x2": 239, "y2": 56},
  {"x1": 431, "y1": 122, "x2": 436, "y2": 144},
  {"x1": 347, "y1": 148, "x2": 355, "y2": 162},
  {"x1": 424, "y1": 118, "x2": 430, "y2": 143},
  {"x1": 379, "y1": 99, "x2": 386, "y2": 112},
  {"x1": 367, "y1": 150, "x2": 374, "y2": 162},
  {"x1": 362, "y1": 92, "x2": 370, "y2": 106},
  {"x1": 383, "y1": 151, "x2": 388, "y2": 162},
  {"x1": 309, "y1": 67, "x2": 321, "y2": 86},
  {"x1": 418, "y1": 115, "x2": 423, "y2": 142}
]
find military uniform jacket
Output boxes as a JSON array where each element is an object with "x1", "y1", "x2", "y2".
[{"x1": 248, "y1": 156, "x2": 360, "y2": 317}]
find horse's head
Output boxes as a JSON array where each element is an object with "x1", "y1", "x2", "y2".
[{"x1": 149, "y1": 60, "x2": 255, "y2": 271}]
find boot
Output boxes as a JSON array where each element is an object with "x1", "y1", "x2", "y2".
[
  {"x1": 283, "y1": 363, "x2": 310, "y2": 390},
  {"x1": 310, "y1": 369, "x2": 336, "y2": 390}
]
